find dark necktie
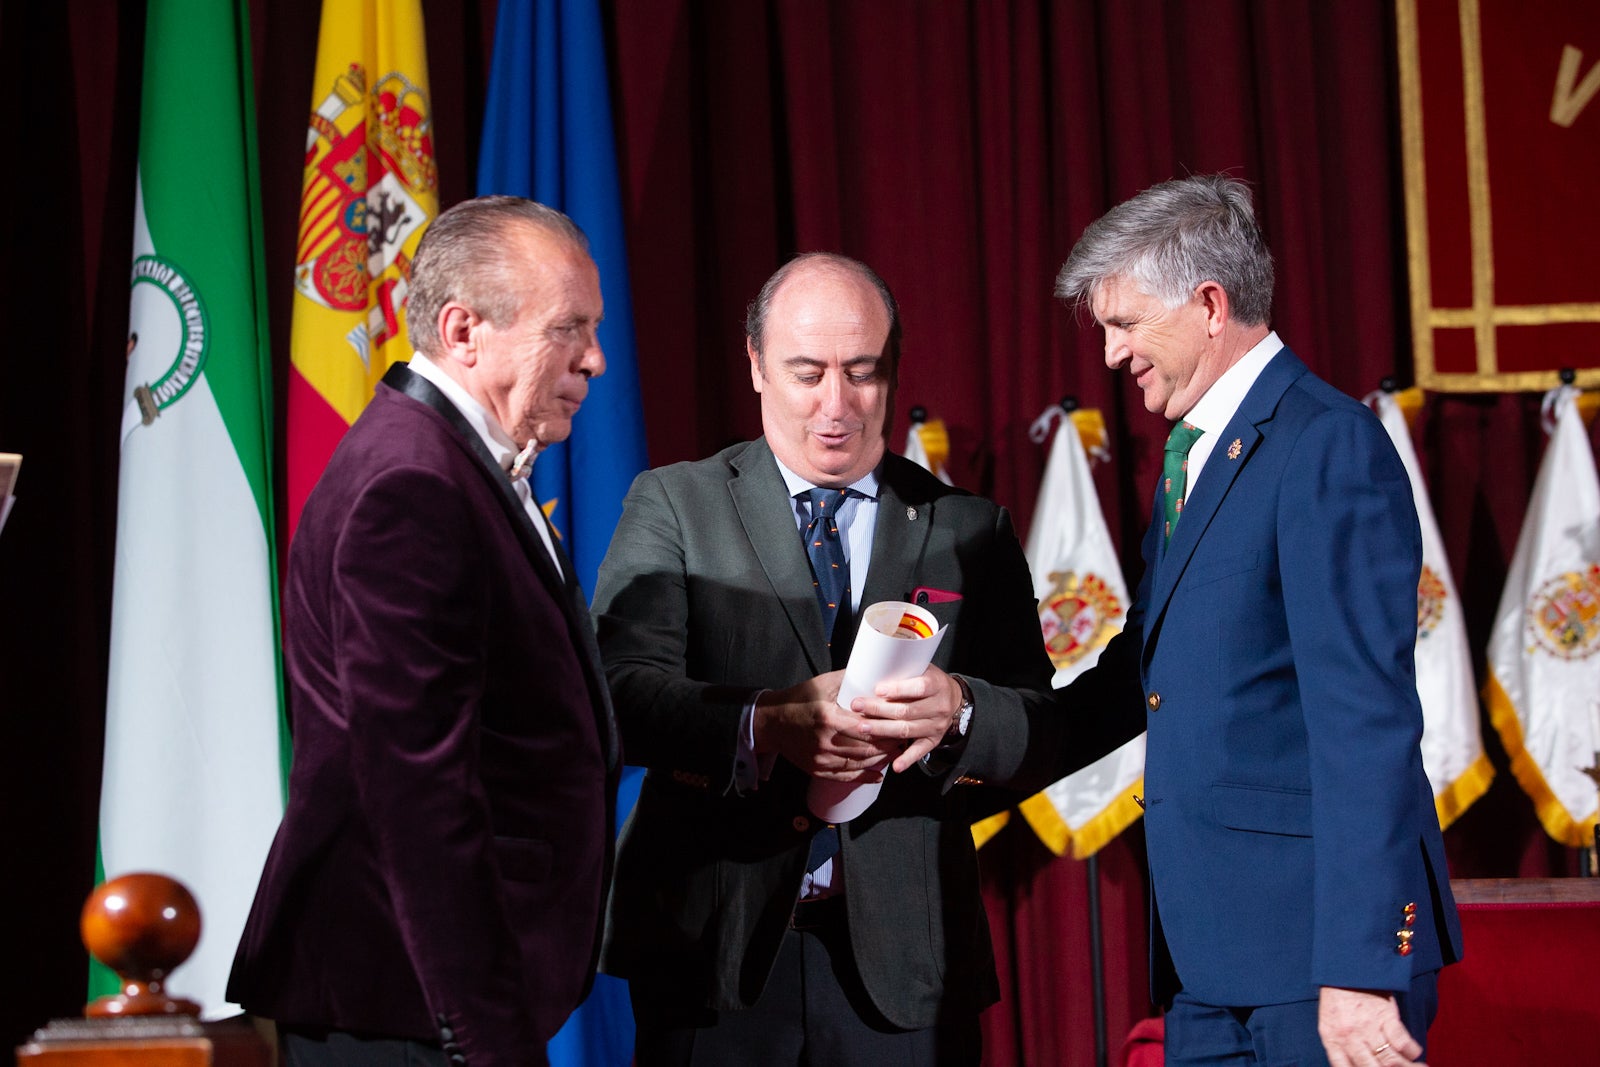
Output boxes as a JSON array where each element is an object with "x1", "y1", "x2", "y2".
[
  {"x1": 801, "y1": 487, "x2": 850, "y2": 874},
  {"x1": 802, "y1": 487, "x2": 852, "y2": 648},
  {"x1": 1162, "y1": 421, "x2": 1205, "y2": 543}
]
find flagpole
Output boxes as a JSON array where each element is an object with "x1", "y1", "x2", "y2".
[
  {"x1": 1583, "y1": 750, "x2": 1599, "y2": 877},
  {"x1": 1087, "y1": 852, "x2": 1109, "y2": 1067},
  {"x1": 1576, "y1": 369, "x2": 1600, "y2": 882},
  {"x1": 1559, "y1": 364, "x2": 1597, "y2": 884}
]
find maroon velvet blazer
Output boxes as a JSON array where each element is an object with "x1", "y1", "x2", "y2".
[{"x1": 229, "y1": 365, "x2": 619, "y2": 1065}]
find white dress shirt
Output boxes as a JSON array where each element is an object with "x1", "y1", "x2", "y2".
[
  {"x1": 1179, "y1": 330, "x2": 1282, "y2": 496},
  {"x1": 406, "y1": 352, "x2": 563, "y2": 574}
]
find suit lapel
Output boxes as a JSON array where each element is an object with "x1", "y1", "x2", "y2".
[
  {"x1": 538, "y1": 489, "x2": 621, "y2": 773},
  {"x1": 728, "y1": 440, "x2": 832, "y2": 674},
  {"x1": 1143, "y1": 348, "x2": 1308, "y2": 650},
  {"x1": 861, "y1": 456, "x2": 934, "y2": 609},
  {"x1": 550, "y1": 530, "x2": 622, "y2": 771},
  {"x1": 382, "y1": 363, "x2": 568, "y2": 597}
]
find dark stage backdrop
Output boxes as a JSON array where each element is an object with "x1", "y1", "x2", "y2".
[{"x1": 3, "y1": 1, "x2": 1592, "y2": 1061}]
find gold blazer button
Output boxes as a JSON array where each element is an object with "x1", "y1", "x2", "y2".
[{"x1": 1147, "y1": 692, "x2": 1162, "y2": 711}]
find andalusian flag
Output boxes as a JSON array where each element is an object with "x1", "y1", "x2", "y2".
[
  {"x1": 478, "y1": 0, "x2": 648, "y2": 1058},
  {"x1": 1011, "y1": 406, "x2": 1143, "y2": 858},
  {"x1": 98, "y1": 0, "x2": 283, "y2": 1014},
  {"x1": 1485, "y1": 386, "x2": 1600, "y2": 847},
  {"x1": 286, "y1": 0, "x2": 438, "y2": 532},
  {"x1": 1370, "y1": 388, "x2": 1492, "y2": 828},
  {"x1": 903, "y1": 413, "x2": 954, "y2": 485}
]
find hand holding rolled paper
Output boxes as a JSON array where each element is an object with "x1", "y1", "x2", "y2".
[
  {"x1": 808, "y1": 601, "x2": 947, "y2": 821},
  {"x1": 849, "y1": 662, "x2": 965, "y2": 774},
  {"x1": 751, "y1": 669, "x2": 890, "y2": 780}
]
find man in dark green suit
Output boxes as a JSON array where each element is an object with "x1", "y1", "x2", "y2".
[{"x1": 592, "y1": 253, "x2": 1141, "y2": 1064}]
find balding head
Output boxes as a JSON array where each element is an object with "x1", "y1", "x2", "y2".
[{"x1": 746, "y1": 254, "x2": 898, "y2": 488}]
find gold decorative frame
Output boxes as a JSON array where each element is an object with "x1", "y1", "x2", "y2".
[{"x1": 1396, "y1": 0, "x2": 1600, "y2": 391}]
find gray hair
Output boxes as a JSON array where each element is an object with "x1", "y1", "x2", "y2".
[
  {"x1": 405, "y1": 195, "x2": 589, "y2": 356},
  {"x1": 1055, "y1": 174, "x2": 1274, "y2": 326},
  {"x1": 745, "y1": 252, "x2": 901, "y2": 374}
]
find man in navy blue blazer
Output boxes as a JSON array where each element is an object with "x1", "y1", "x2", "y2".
[{"x1": 1052, "y1": 175, "x2": 1461, "y2": 1066}]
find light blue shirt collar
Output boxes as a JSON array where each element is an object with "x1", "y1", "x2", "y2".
[{"x1": 770, "y1": 453, "x2": 881, "y2": 504}]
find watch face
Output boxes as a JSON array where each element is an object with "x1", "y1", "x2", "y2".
[{"x1": 951, "y1": 675, "x2": 975, "y2": 737}]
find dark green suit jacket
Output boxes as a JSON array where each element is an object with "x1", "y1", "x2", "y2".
[{"x1": 592, "y1": 438, "x2": 1140, "y2": 1029}]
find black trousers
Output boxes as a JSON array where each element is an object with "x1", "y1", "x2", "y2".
[
  {"x1": 631, "y1": 900, "x2": 981, "y2": 1067},
  {"x1": 280, "y1": 1027, "x2": 452, "y2": 1067}
]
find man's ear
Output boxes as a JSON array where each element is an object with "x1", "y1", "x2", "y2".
[
  {"x1": 1195, "y1": 280, "x2": 1231, "y2": 338},
  {"x1": 438, "y1": 303, "x2": 480, "y2": 366},
  {"x1": 747, "y1": 338, "x2": 765, "y2": 394}
]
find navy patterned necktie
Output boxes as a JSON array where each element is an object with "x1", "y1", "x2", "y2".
[
  {"x1": 802, "y1": 487, "x2": 852, "y2": 648},
  {"x1": 801, "y1": 487, "x2": 850, "y2": 875}
]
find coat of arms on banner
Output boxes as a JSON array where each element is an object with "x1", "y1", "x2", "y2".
[
  {"x1": 1417, "y1": 564, "x2": 1448, "y2": 639},
  {"x1": 1525, "y1": 564, "x2": 1600, "y2": 660},
  {"x1": 1038, "y1": 570, "x2": 1122, "y2": 670}
]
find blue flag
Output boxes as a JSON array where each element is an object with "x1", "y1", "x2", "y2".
[
  {"x1": 478, "y1": 1, "x2": 646, "y2": 1062},
  {"x1": 479, "y1": 0, "x2": 648, "y2": 596}
]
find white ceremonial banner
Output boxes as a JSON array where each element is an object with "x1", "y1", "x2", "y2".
[
  {"x1": 902, "y1": 418, "x2": 954, "y2": 485},
  {"x1": 1369, "y1": 389, "x2": 1492, "y2": 828},
  {"x1": 1485, "y1": 385, "x2": 1600, "y2": 847},
  {"x1": 1014, "y1": 406, "x2": 1143, "y2": 859}
]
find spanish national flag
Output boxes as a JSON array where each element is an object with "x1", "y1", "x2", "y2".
[{"x1": 286, "y1": 0, "x2": 438, "y2": 532}]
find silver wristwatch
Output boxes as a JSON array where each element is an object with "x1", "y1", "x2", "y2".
[{"x1": 948, "y1": 673, "x2": 974, "y2": 742}]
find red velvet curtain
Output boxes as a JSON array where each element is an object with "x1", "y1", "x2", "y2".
[{"x1": 2, "y1": 1, "x2": 1589, "y2": 1061}]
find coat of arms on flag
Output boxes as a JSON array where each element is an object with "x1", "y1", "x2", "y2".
[
  {"x1": 1525, "y1": 566, "x2": 1600, "y2": 660},
  {"x1": 1038, "y1": 570, "x2": 1123, "y2": 671},
  {"x1": 296, "y1": 64, "x2": 435, "y2": 365}
]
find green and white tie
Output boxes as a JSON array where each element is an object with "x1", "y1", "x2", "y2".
[{"x1": 1162, "y1": 421, "x2": 1205, "y2": 543}]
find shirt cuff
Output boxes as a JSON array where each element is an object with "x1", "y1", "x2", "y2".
[
  {"x1": 735, "y1": 691, "x2": 777, "y2": 793},
  {"x1": 921, "y1": 673, "x2": 974, "y2": 772}
]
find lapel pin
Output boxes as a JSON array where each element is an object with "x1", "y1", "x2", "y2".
[
  {"x1": 1227, "y1": 438, "x2": 1242, "y2": 460},
  {"x1": 906, "y1": 506, "x2": 918, "y2": 521}
]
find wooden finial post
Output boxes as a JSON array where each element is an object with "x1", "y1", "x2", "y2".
[{"x1": 81, "y1": 873, "x2": 202, "y2": 1018}]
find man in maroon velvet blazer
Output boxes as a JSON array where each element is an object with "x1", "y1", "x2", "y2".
[{"x1": 228, "y1": 197, "x2": 621, "y2": 1067}]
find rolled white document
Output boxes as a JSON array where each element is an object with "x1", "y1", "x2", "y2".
[{"x1": 807, "y1": 600, "x2": 948, "y2": 822}]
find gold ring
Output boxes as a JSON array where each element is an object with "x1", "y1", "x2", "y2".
[{"x1": 1373, "y1": 1043, "x2": 1391, "y2": 1056}]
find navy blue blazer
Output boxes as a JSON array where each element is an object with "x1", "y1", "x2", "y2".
[{"x1": 1072, "y1": 346, "x2": 1462, "y2": 1007}]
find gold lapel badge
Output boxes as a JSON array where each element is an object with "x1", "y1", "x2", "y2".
[{"x1": 1226, "y1": 438, "x2": 1242, "y2": 460}]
